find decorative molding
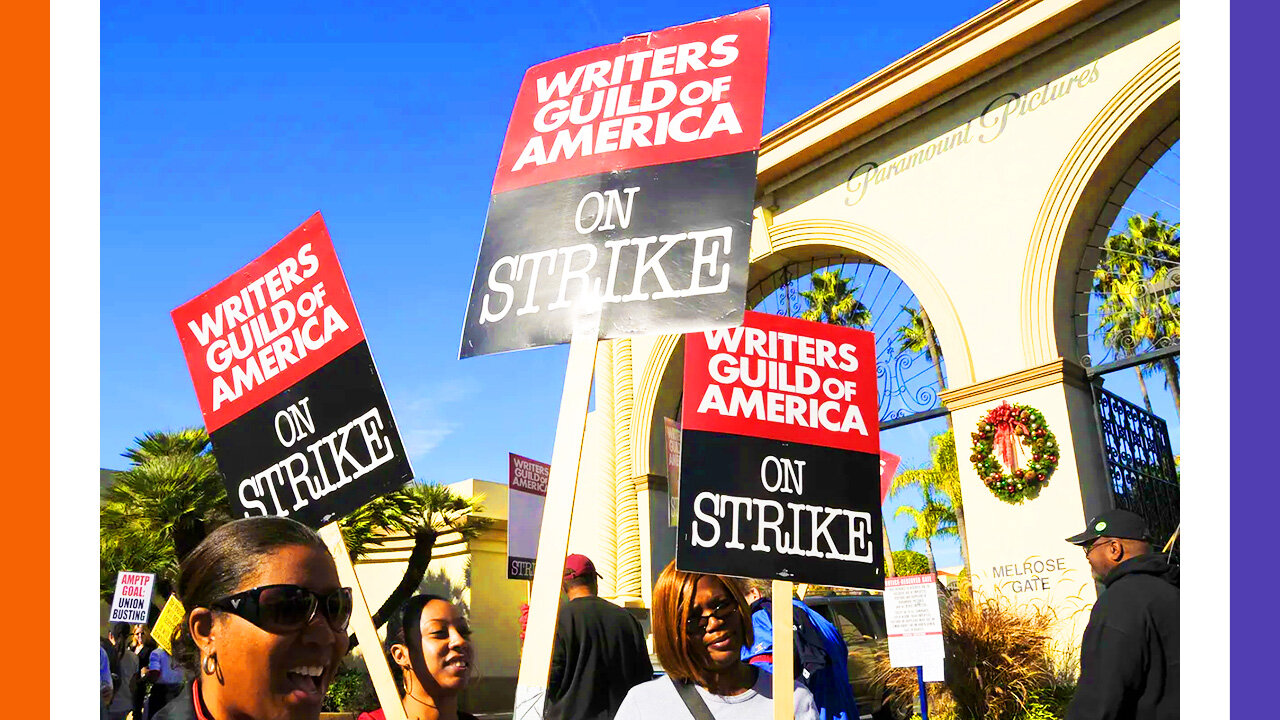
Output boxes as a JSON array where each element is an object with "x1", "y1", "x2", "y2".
[
  {"x1": 1020, "y1": 40, "x2": 1179, "y2": 364},
  {"x1": 765, "y1": 219, "x2": 975, "y2": 386},
  {"x1": 632, "y1": 332, "x2": 681, "y2": 478},
  {"x1": 758, "y1": 0, "x2": 1117, "y2": 188},
  {"x1": 613, "y1": 339, "x2": 643, "y2": 600},
  {"x1": 939, "y1": 357, "x2": 1089, "y2": 410}
]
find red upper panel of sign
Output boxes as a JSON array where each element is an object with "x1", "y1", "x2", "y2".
[
  {"x1": 683, "y1": 310, "x2": 880, "y2": 454},
  {"x1": 491, "y1": 6, "x2": 769, "y2": 194},
  {"x1": 509, "y1": 452, "x2": 551, "y2": 497},
  {"x1": 171, "y1": 213, "x2": 366, "y2": 432}
]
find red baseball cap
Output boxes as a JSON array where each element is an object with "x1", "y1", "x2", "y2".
[{"x1": 563, "y1": 554, "x2": 602, "y2": 580}]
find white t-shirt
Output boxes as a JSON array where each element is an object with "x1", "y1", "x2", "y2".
[{"x1": 614, "y1": 668, "x2": 818, "y2": 720}]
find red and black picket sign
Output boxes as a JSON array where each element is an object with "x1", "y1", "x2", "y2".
[
  {"x1": 460, "y1": 7, "x2": 770, "y2": 358},
  {"x1": 172, "y1": 213, "x2": 414, "y2": 527},
  {"x1": 676, "y1": 310, "x2": 885, "y2": 590}
]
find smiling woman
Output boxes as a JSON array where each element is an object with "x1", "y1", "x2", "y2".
[
  {"x1": 378, "y1": 594, "x2": 478, "y2": 720},
  {"x1": 156, "y1": 517, "x2": 352, "y2": 720},
  {"x1": 614, "y1": 561, "x2": 818, "y2": 720}
]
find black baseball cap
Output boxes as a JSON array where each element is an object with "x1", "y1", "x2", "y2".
[{"x1": 1065, "y1": 509, "x2": 1152, "y2": 545}]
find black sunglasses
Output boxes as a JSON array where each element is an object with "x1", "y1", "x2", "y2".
[
  {"x1": 686, "y1": 600, "x2": 739, "y2": 635},
  {"x1": 210, "y1": 584, "x2": 353, "y2": 634}
]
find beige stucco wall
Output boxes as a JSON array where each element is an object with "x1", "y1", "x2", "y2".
[
  {"x1": 944, "y1": 370, "x2": 1107, "y2": 649},
  {"x1": 566, "y1": 0, "x2": 1179, "y2": 658}
]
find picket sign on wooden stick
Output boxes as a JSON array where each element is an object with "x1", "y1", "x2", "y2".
[
  {"x1": 772, "y1": 579, "x2": 795, "y2": 720},
  {"x1": 319, "y1": 522, "x2": 409, "y2": 720},
  {"x1": 513, "y1": 317, "x2": 601, "y2": 720}
]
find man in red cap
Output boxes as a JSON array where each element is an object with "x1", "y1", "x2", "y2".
[{"x1": 544, "y1": 554, "x2": 653, "y2": 720}]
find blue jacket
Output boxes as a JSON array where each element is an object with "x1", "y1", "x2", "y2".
[{"x1": 742, "y1": 598, "x2": 859, "y2": 720}]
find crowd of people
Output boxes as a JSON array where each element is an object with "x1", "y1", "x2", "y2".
[
  {"x1": 99, "y1": 621, "x2": 167, "y2": 720},
  {"x1": 100, "y1": 510, "x2": 1177, "y2": 720}
]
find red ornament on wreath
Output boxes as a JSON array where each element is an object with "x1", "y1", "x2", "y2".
[{"x1": 969, "y1": 401, "x2": 1060, "y2": 504}]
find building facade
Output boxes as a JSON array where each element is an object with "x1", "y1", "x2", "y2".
[{"x1": 563, "y1": 0, "x2": 1180, "y2": 649}]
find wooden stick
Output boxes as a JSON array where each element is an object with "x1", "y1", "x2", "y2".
[
  {"x1": 1162, "y1": 524, "x2": 1180, "y2": 554},
  {"x1": 319, "y1": 522, "x2": 408, "y2": 720},
  {"x1": 772, "y1": 580, "x2": 794, "y2": 720},
  {"x1": 513, "y1": 324, "x2": 600, "y2": 720}
]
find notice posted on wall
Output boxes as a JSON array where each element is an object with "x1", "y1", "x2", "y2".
[
  {"x1": 676, "y1": 310, "x2": 884, "y2": 589},
  {"x1": 508, "y1": 453, "x2": 550, "y2": 579},
  {"x1": 171, "y1": 213, "x2": 414, "y2": 528},
  {"x1": 885, "y1": 573, "x2": 945, "y2": 681},
  {"x1": 459, "y1": 7, "x2": 770, "y2": 358},
  {"x1": 108, "y1": 571, "x2": 155, "y2": 625}
]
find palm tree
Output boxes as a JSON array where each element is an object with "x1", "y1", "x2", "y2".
[
  {"x1": 101, "y1": 429, "x2": 229, "y2": 570},
  {"x1": 1093, "y1": 213, "x2": 1181, "y2": 414},
  {"x1": 339, "y1": 481, "x2": 490, "y2": 646},
  {"x1": 800, "y1": 270, "x2": 871, "y2": 328},
  {"x1": 889, "y1": 430, "x2": 969, "y2": 577},
  {"x1": 894, "y1": 305, "x2": 945, "y2": 392},
  {"x1": 894, "y1": 483, "x2": 958, "y2": 576}
]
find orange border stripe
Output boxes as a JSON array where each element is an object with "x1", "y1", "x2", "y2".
[{"x1": 3, "y1": 1, "x2": 50, "y2": 714}]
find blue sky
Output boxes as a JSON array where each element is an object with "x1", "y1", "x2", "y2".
[{"x1": 101, "y1": 0, "x2": 1178, "y2": 574}]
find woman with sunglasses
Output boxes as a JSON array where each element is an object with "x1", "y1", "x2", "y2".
[
  {"x1": 358, "y1": 593, "x2": 476, "y2": 720},
  {"x1": 615, "y1": 561, "x2": 817, "y2": 720},
  {"x1": 154, "y1": 516, "x2": 353, "y2": 720}
]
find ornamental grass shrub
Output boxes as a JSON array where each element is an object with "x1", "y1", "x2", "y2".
[{"x1": 874, "y1": 594, "x2": 1076, "y2": 720}]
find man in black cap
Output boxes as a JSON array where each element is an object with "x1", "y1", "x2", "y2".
[
  {"x1": 1065, "y1": 509, "x2": 1178, "y2": 720},
  {"x1": 544, "y1": 554, "x2": 653, "y2": 720}
]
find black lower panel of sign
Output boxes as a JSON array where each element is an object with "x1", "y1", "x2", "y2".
[
  {"x1": 676, "y1": 429, "x2": 884, "y2": 591},
  {"x1": 461, "y1": 151, "x2": 758, "y2": 358},
  {"x1": 210, "y1": 341, "x2": 414, "y2": 528},
  {"x1": 508, "y1": 555, "x2": 536, "y2": 580}
]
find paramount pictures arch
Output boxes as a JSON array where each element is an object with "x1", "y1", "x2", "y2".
[{"x1": 558, "y1": 0, "x2": 1179, "y2": 648}]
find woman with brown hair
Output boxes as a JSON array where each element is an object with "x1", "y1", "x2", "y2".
[
  {"x1": 614, "y1": 561, "x2": 817, "y2": 720},
  {"x1": 153, "y1": 516, "x2": 352, "y2": 720}
]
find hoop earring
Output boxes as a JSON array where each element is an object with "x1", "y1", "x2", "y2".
[
  {"x1": 401, "y1": 668, "x2": 436, "y2": 709},
  {"x1": 203, "y1": 651, "x2": 219, "y2": 676}
]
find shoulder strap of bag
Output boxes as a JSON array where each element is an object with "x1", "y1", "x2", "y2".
[{"x1": 670, "y1": 676, "x2": 717, "y2": 720}]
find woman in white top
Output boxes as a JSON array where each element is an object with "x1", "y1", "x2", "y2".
[{"x1": 615, "y1": 561, "x2": 817, "y2": 720}]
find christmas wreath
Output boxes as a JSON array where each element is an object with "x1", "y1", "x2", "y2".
[{"x1": 970, "y1": 401, "x2": 1060, "y2": 504}]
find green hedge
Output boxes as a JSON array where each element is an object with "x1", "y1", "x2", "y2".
[{"x1": 323, "y1": 668, "x2": 379, "y2": 713}]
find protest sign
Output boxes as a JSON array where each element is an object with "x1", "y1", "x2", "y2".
[
  {"x1": 171, "y1": 213, "x2": 414, "y2": 527},
  {"x1": 460, "y1": 7, "x2": 770, "y2": 358},
  {"x1": 885, "y1": 573, "x2": 945, "y2": 681},
  {"x1": 676, "y1": 310, "x2": 883, "y2": 590},
  {"x1": 508, "y1": 453, "x2": 550, "y2": 580},
  {"x1": 880, "y1": 450, "x2": 902, "y2": 503},
  {"x1": 664, "y1": 417, "x2": 681, "y2": 526},
  {"x1": 150, "y1": 595, "x2": 185, "y2": 655},
  {"x1": 108, "y1": 571, "x2": 155, "y2": 625}
]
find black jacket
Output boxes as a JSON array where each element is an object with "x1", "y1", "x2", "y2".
[
  {"x1": 1067, "y1": 554, "x2": 1179, "y2": 720},
  {"x1": 544, "y1": 595, "x2": 654, "y2": 720}
]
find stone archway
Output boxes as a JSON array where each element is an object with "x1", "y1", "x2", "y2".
[{"x1": 1021, "y1": 41, "x2": 1180, "y2": 365}]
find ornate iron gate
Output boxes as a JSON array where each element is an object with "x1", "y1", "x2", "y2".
[{"x1": 1090, "y1": 384, "x2": 1180, "y2": 552}]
